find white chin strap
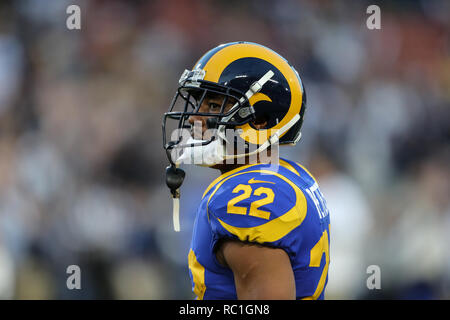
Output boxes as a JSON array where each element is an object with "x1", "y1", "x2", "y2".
[
  {"x1": 221, "y1": 113, "x2": 300, "y2": 161},
  {"x1": 172, "y1": 197, "x2": 180, "y2": 232}
]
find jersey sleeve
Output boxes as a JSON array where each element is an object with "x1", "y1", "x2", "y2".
[{"x1": 207, "y1": 170, "x2": 308, "y2": 258}]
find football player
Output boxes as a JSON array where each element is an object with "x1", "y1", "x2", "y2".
[{"x1": 162, "y1": 42, "x2": 330, "y2": 299}]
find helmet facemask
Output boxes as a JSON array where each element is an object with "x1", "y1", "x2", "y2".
[
  {"x1": 163, "y1": 71, "x2": 257, "y2": 167},
  {"x1": 163, "y1": 69, "x2": 284, "y2": 167}
]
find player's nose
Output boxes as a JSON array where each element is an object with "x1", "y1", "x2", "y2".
[
  {"x1": 188, "y1": 100, "x2": 209, "y2": 134},
  {"x1": 188, "y1": 114, "x2": 205, "y2": 127},
  {"x1": 188, "y1": 114, "x2": 206, "y2": 138}
]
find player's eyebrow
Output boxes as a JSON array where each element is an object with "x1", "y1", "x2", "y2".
[
  {"x1": 206, "y1": 94, "x2": 237, "y2": 108},
  {"x1": 205, "y1": 93, "x2": 224, "y2": 103}
]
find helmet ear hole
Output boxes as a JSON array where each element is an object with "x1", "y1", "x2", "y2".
[{"x1": 252, "y1": 114, "x2": 269, "y2": 129}]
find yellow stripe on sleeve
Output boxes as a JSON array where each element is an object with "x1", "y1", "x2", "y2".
[
  {"x1": 295, "y1": 162, "x2": 318, "y2": 184},
  {"x1": 279, "y1": 159, "x2": 301, "y2": 176},
  {"x1": 188, "y1": 249, "x2": 206, "y2": 300}
]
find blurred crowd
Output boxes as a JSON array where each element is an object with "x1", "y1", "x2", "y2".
[{"x1": 0, "y1": 0, "x2": 448, "y2": 299}]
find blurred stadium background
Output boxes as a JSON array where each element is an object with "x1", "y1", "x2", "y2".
[{"x1": 0, "y1": 0, "x2": 448, "y2": 299}]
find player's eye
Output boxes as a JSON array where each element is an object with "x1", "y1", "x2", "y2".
[{"x1": 209, "y1": 103, "x2": 222, "y2": 112}]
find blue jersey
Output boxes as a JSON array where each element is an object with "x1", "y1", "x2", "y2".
[{"x1": 188, "y1": 158, "x2": 331, "y2": 300}]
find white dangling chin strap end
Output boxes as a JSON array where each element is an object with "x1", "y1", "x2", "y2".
[
  {"x1": 173, "y1": 196, "x2": 180, "y2": 232},
  {"x1": 165, "y1": 164, "x2": 185, "y2": 232}
]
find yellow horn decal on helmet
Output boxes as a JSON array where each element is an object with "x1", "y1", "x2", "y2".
[
  {"x1": 239, "y1": 93, "x2": 273, "y2": 145},
  {"x1": 201, "y1": 43, "x2": 302, "y2": 145},
  {"x1": 249, "y1": 92, "x2": 272, "y2": 105}
]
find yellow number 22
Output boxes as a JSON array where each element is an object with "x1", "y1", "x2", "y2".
[{"x1": 227, "y1": 184, "x2": 274, "y2": 220}]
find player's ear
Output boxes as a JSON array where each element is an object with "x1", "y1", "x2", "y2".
[{"x1": 252, "y1": 114, "x2": 268, "y2": 130}]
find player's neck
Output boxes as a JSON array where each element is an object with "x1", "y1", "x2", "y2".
[{"x1": 214, "y1": 151, "x2": 275, "y2": 174}]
